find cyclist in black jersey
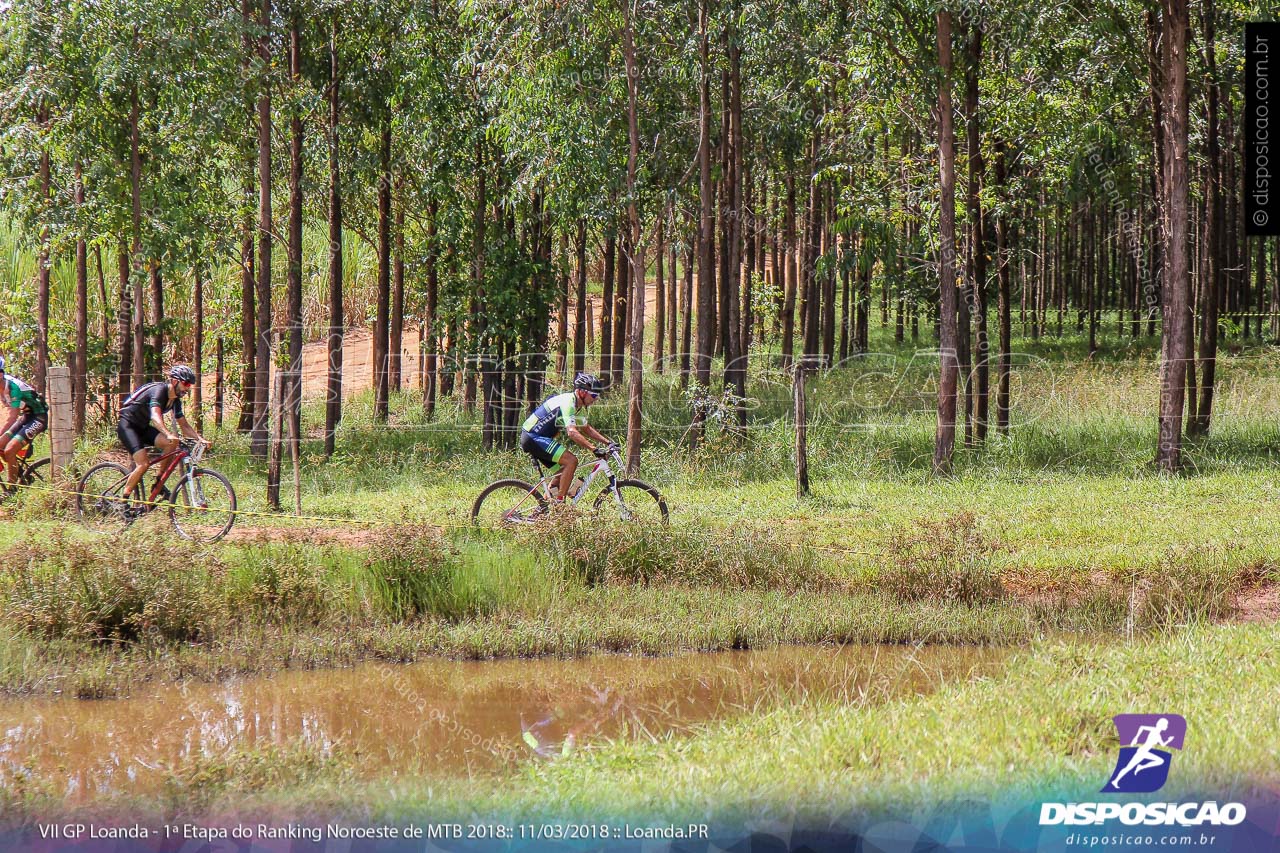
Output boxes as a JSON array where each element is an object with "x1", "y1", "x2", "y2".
[{"x1": 118, "y1": 365, "x2": 207, "y2": 509}]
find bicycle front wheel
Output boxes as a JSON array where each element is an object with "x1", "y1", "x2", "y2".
[
  {"x1": 169, "y1": 468, "x2": 237, "y2": 543},
  {"x1": 21, "y1": 457, "x2": 50, "y2": 486},
  {"x1": 471, "y1": 479, "x2": 548, "y2": 528},
  {"x1": 77, "y1": 462, "x2": 134, "y2": 533},
  {"x1": 593, "y1": 479, "x2": 669, "y2": 525}
]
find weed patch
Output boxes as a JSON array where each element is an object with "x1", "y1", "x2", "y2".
[
  {"x1": 539, "y1": 516, "x2": 825, "y2": 590},
  {"x1": 880, "y1": 512, "x2": 1006, "y2": 605},
  {"x1": 1, "y1": 529, "x2": 226, "y2": 643}
]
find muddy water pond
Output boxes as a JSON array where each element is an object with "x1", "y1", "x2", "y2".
[{"x1": 1, "y1": 644, "x2": 1006, "y2": 802}]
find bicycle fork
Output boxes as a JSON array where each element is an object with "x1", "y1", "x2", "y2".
[{"x1": 183, "y1": 463, "x2": 208, "y2": 509}]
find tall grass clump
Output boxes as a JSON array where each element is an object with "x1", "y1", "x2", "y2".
[
  {"x1": 539, "y1": 515, "x2": 825, "y2": 590},
  {"x1": 225, "y1": 541, "x2": 345, "y2": 624},
  {"x1": 880, "y1": 512, "x2": 1006, "y2": 605},
  {"x1": 0, "y1": 528, "x2": 226, "y2": 643},
  {"x1": 1122, "y1": 546, "x2": 1268, "y2": 631},
  {"x1": 362, "y1": 527, "x2": 559, "y2": 621}
]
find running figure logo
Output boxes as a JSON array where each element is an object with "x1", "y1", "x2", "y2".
[{"x1": 1104, "y1": 714, "x2": 1187, "y2": 793}]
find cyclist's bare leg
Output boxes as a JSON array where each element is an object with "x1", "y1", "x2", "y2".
[
  {"x1": 122, "y1": 447, "x2": 157, "y2": 500},
  {"x1": 1, "y1": 435, "x2": 22, "y2": 484},
  {"x1": 122, "y1": 449, "x2": 151, "y2": 500},
  {"x1": 557, "y1": 451, "x2": 579, "y2": 499}
]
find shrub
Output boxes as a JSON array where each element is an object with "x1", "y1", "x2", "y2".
[
  {"x1": 1, "y1": 528, "x2": 226, "y2": 643},
  {"x1": 880, "y1": 512, "x2": 1006, "y2": 606}
]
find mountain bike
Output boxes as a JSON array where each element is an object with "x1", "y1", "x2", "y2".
[
  {"x1": 0, "y1": 446, "x2": 49, "y2": 503},
  {"x1": 471, "y1": 447, "x2": 668, "y2": 528},
  {"x1": 76, "y1": 439, "x2": 237, "y2": 543}
]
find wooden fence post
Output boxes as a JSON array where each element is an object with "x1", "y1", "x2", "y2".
[
  {"x1": 794, "y1": 357, "x2": 811, "y2": 498},
  {"x1": 267, "y1": 350, "x2": 283, "y2": 511},
  {"x1": 48, "y1": 366, "x2": 74, "y2": 479}
]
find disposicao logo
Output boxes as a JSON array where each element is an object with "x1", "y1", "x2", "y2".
[
  {"x1": 1104, "y1": 713, "x2": 1185, "y2": 794},
  {"x1": 1039, "y1": 714, "x2": 1247, "y2": 828}
]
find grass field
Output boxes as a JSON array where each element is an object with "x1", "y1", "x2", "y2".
[{"x1": 2, "y1": 332, "x2": 1279, "y2": 818}]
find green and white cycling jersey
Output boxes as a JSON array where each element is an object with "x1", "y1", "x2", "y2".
[
  {"x1": 5, "y1": 376, "x2": 48, "y2": 416},
  {"x1": 521, "y1": 392, "x2": 586, "y2": 439}
]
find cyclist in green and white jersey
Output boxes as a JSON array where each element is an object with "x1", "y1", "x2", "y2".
[
  {"x1": 0, "y1": 358, "x2": 49, "y2": 488},
  {"x1": 519, "y1": 372, "x2": 617, "y2": 501}
]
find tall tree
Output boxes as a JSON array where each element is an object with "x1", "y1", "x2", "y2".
[
  {"x1": 324, "y1": 10, "x2": 343, "y2": 455},
  {"x1": 1155, "y1": 0, "x2": 1191, "y2": 472},
  {"x1": 934, "y1": 9, "x2": 959, "y2": 475},
  {"x1": 250, "y1": 0, "x2": 272, "y2": 458}
]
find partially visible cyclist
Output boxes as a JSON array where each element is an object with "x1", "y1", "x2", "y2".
[
  {"x1": 0, "y1": 358, "x2": 49, "y2": 488},
  {"x1": 519, "y1": 372, "x2": 617, "y2": 502},
  {"x1": 117, "y1": 365, "x2": 206, "y2": 515}
]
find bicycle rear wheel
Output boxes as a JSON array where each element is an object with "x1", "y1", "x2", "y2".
[
  {"x1": 76, "y1": 462, "x2": 135, "y2": 533},
  {"x1": 471, "y1": 479, "x2": 549, "y2": 527},
  {"x1": 169, "y1": 467, "x2": 237, "y2": 543},
  {"x1": 593, "y1": 479, "x2": 669, "y2": 525}
]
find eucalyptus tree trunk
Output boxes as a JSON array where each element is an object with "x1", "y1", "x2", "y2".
[
  {"x1": 239, "y1": 0, "x2": 256, "y2": 433},
  {"x1": 35, "y1": 103, "x2": 50, "y2": 393},
  {"x1": 1156, "y1": 0, "x2": 1191, "y2": 473},
  {"x1": 725, "y1": 32, "x2": 746, "y2": 431},
  {"x1": 654, "y1": 219, "x2": 666, "y2": 371},
  {"x1": 681, "y1": 235, "x2": 694, "y2": 386},
  {"x1": 424, "y1": 196, "x2": 439, "y2": 420},
  {"x1": 600, "y1": 232, "x2": 615, "y2": 378},
  {"x1": 612, "y1": 229, "x2": 629, "y2": 388},
  {"x1": 468, "y1": 140, "x2": 485, "y2": 422},
  {"x1": 624, "y1": 12, "x2": 645, "y2": 474},
  {"x1": 239, "y1": 170, "x2": 256, "y2": 432},
  {"x1": 574, "y1": 218, "x2": 587, "y2": 374},
  {"x1": 692, "y1": 0, "x2": 715, "y2": 445},
  {"x1": 1191, "y1": 0, "x2": 1221, "y2": 435},
  {"x1": 780, "y1": 171, "x2": 797, "y2": 366},
  {"x1": 117, "y1": 241, "x2": 132, "y2": 401},
  {"x1": 73, "y1": 164, "x2": 87, "y2": 433},
  {"x1": 94, "y1": 247, "x2": 110, "y2": 411},
  {"x1": 965, "y1": 20, "x2": 989, "y2": 442},
  {"x1": 129, "y1": 86, "x2": 145, "y2": 391},
  {"x1": 995, "y1": 139, "x2": 1012, "y2": 435},
  {"x1": 667, "y1": 234, "x2": 678, "y2": 362},
  {"x1": 390, "y1": 178, "x2": 405, "y2": 392},
  {"x1": 374, "y1": 118, "x2": 392, "y2": 422},
  {"x1": 194, "y1": 263, "x2": 204, "y2": 431},
  {"x1": 251, "y1": 0, "x2": 272, "y2": 458},
  {"x1": 934, "y1": 9, "x2": 959, "y2": 475},
  {"x1": 325, "y1": 14, "x2": 343, "y2": 454},
  {"x1": 149, "y1": 266, "x2": 163, "y2": 372},
  {"x1": 286, "y1": 17, "x2": 304, "y2": 463},
  {"x1": 557, "y1": 229, "x2": 570, "y2": 377}
]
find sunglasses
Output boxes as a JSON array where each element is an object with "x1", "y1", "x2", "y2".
[{"x1": 179, "y1": 381, "x2": 194, "y2": 390}]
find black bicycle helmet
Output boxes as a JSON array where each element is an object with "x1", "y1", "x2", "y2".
[
  {"x1": 169, "y1": 364, "x2": 196, "y2": 384},
  {"x1": 573, "y1": 372, "x2": 602, "y2": 393}
]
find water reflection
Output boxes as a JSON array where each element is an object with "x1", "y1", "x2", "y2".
[{"x1": 0, "y1": 644, "x2": 1005, "y2": 802}]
